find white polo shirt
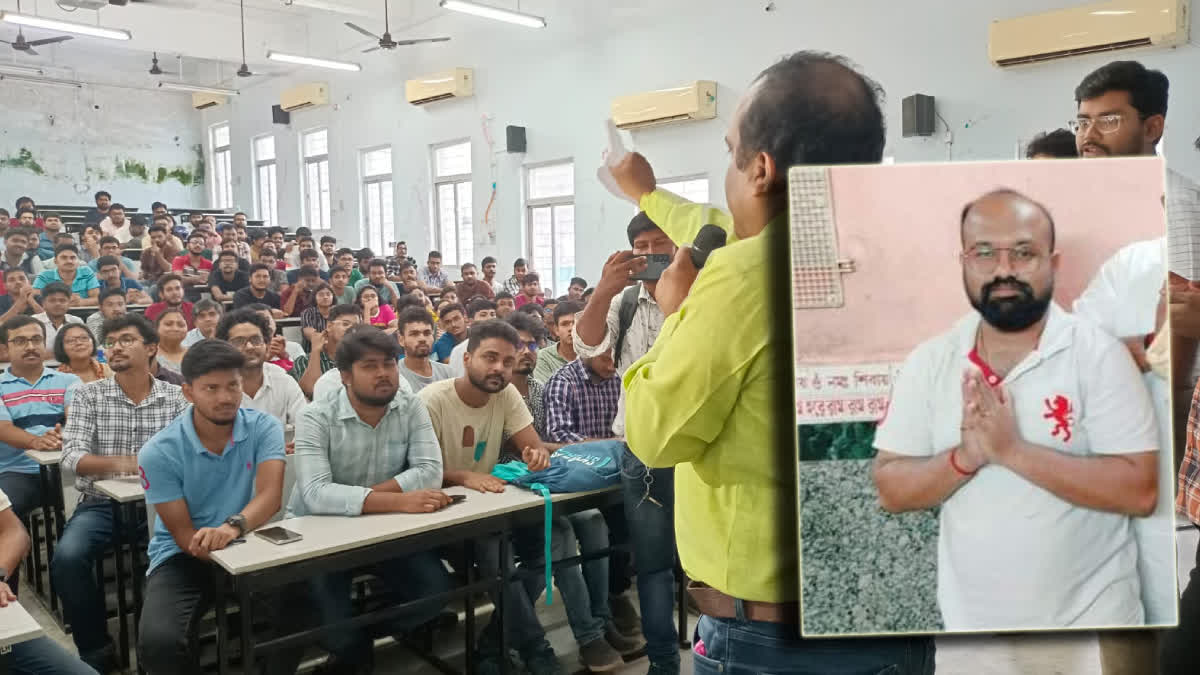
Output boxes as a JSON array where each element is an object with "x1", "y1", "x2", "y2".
[{"x1": 874, "y1": 302, "x2": 1156, "y2": 631}]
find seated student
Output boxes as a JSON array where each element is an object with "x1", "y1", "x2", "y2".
[
  {"x1": 353, "y1": 258, "x2": 402, "y2": 304},
  {"x1": 154, "y1": 309, "x2": 189, "y2": 375},
  {"x1": 233, "y1": 264, "x2": 284, "y2": 317},
  {"x1": 292, "y1": 304, "x2": 360, "y2": 398},
  {"x1": 140, "y1": 222, "x2": 182, "y2": 293},
  {"x1": 207, "y1": 251, "x2": 249, "y2": 303},
  {"x1": 356, "y1": 284, "x2": 397, "y2": 333},
  {"x1": 299, "y1": 282, "x2": 336, "y2": 352},
  {"x1": 78, "y1": 225, "x2": 102, "y2": 264},
  {"x1": 88, "y1": 236, "x2": 136, "y2": 280},
  {"x1": 495, "y1": 291, "x2": 517, "y2": 319},
  {"x1": 397, "y1": 307, "x2": 455, "y2": 391},
  {"x1": 217, "y1": 234, "x2": 249, "y2": 272},
  {"x1": 184, "y1": 298, "x2": 224, "y2": 348},
  {"x1": 245, "y1": 304, "x2": 303, "y2": 373},
  {"x1": 98, "y1": 203, "x2": 132, "y2": 241},
  {"x1": 456, "y1": 262, "x2": 495, "y2": 302},
  {"x1": 286, "y1": 249, "x2": 329, "y2": 285},
  {"x1": 514, "y1": 272, "x2": 544, "y2": 309},
  {"x1": 440, "y1": 287, "x2": 460, "y2": 307},
  {"x1": 248, "y1": 230, "x2": 268, "y2": 263},
  {"x1": 34, "y1": 244, "x2": 100, "y2": 307},
  {"x1": 216, "y1": 309, "x2": 306, "y2": 429},
  {"x1": 86, "y1": 287, "x2": 127, "y2": 346},
  {"x1": 95, "y1": 255, "x2": 152, "y2": 305},
  {"x1": 329, "y1": 264, "x2": 355, "y2": 306},
  {"x1": 0, "y1": 484, "x2": 100, "y2": 675},
  {"x1": 282, "y1": 267, "x2": 321, "y2": 318},
  {"x1": 351, "y1": 249, "x2": 373, "y2": 287},
  {"x1": 55, "y1": 324, "x2": 110, "y2": 384},
  {"x1": 418, "y1": 320, "x2": 560, "y2": 673},
  {"x1": 11, "y1": 206, "x2": 42, "y2": 232},
  {"x1": 144, "y1": 274, "x2": 195, "y2": 328},
  {"x1": 0, "y1": 229, "x2": 45, "y2": 287},
  {"x1": 143, "y1": 216, "x2": 184, "y2": 253},
  {"x1": 281, "y1": 327, "x2": 451, "y2": 671},
  {"x1": 310, "y1": 325, "x2": 415, "y2": 403},
  {"x1": 37, "y1": 212, "x2": 64, "y2": 261},
  {"x1": 172, "y1": 232, "x2": 213, "y2": 303},
  {"x1": 448, "y1": 298, "x2": 498, "y2": 376},
  {"x1": 431, "y1": 302, "x2": 468, "y2": 364},
  {"x1": 290, "y1": 238, "x2": 330, "y2": 274},
  {"x1": 125, "y1": 215, "x2": 149, "y2": 249},
  {"x1": 256, "y1": 247, "x2": 289, "y2": 294},
  {"x1": 55, "y1": 313, "x2": 187, "y2": 672},
  {"x1": 83, "y1": 190, "x2": 110, "y2": 226},
  {"x1": 136, "y1": 340, "x2": 286, "y2": 675},
  {"x1": 534, "y1": 301, "x2": 581, "y2": 385},
  {"x1": 33, "y1": 282, "x2": 84, "y2": 361},
  {"x1": 0, "y1": 268, "x2": 42, "y2": 324}
]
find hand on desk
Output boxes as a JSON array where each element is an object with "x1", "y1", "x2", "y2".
[
  {"x1": 462, "y1": 472, "x2": 506, "y2": 494},
  {"x1": 522, "y1": 445, "x2": 551, "y2": 472},
  {"x1": 0, "y1": 582, "x2": 14, "y2": 607},
  {"x1": 31, "y1": 425, "x2": 62, "y2": 452},
  {"x1": 398, "y1": 489, "x2": 453, "y2": 513},
  {"x1": 189, "y1": 524, "x2": 240, "y2": 559}
]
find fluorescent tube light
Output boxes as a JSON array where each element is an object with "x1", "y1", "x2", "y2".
[
  {"x1": 158, "y1": 82, "x2": 240, "y2": 96},
  {"x1": 0, "y1": 64, "x2": 45, "y2": 76},
  {"x1": 0, "y1": 11, "x2": 131, "y2": 41},
  {"x1": 266, "y1": 51, "x2": 361, "y2": 72},
  {"x1": 0, "y1": 74, "x2": 82, "y2": 89},
  {"x1": 283, "y1": 0, "x2": 373, "y2": 16},
  {"x1": 438, "y1": 0, "x2": 545, "y2": 28}
]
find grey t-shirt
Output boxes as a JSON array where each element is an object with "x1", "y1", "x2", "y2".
[{"x1": 398, "y1": 358, "x2": 456, "y2": 392}]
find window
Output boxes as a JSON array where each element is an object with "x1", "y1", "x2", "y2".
[
  {"x1": 253, "y1": 135, "x2": 278, "y2": 228},
  {"x1": 431, "y1": 140, "x2": 473, "y2": 266},
  {"x1": 210, "y1": 123, "x2": 233, "y2": 209},
  {"x1": 659, "y1": 176, "x2": 709, "y2": 204},
  {"x1": 525, "y1": 161, "x2": 575, "y2": 297},
  {"x1": 361, "y1": 147, "x2": 393, "y2": 255},
  {"x1": 303, "y1": 128, "x2": 331, "y2": 230}
]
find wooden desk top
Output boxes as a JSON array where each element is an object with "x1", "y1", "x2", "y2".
[
  {"x1": 0, "y1": 602, "x2": 45, "y2": 648},
  {"x1": 93, "y1": 476, "x2": 145, "y2": 504},
  {"x1": 23, "y1": 450, "x2": 62, "y2": 466}
]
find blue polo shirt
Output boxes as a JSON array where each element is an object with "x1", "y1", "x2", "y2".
[
  {"x1": 0, "y1": 368, "x2": 79, "y2": 475},
  {"x1": 32, "y1": 266, "x2": 100, "y2": 299},
  {"x1": 432, "y1": 332, "x2": 460, "y2": 362},
  {"x1": 139, "y1": 407, "x2": 286, "y2": 573}
]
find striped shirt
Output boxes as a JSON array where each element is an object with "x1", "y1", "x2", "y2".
[
  {"x1": 542, "y1": 359, "x2": 620, "y2": 444},
  {"x1": 0, "y1": 368, "x2": 80, "y2": 475},
  {"x1": 61, "y1": 376, "x2": 188, "y2": 497},
  {"x1": 1178, "y1": 378, "x2": 1200, "y2": 525}
]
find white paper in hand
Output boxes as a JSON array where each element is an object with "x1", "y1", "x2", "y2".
[{"x1": 597, "y1": 119, "x2": 639, "y2": 205}]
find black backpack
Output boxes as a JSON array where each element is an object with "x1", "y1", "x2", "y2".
[{"x1": 613, "y1": 285, "x2": 640, "y2": 369}]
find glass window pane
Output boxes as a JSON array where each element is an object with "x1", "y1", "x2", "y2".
[
  {"x1": 306, "y1": 162, "x2": 320, "y2": 227},
  {"x1": 530, "y1": 206, "x2": 553, "y2": 282},
  {"x1": 304, "y1": 128, "x2": 328, "y2": 158},
  {"x1": 318, "y1": 160, "x2": 331, "y2": 228},
  {"x1": 434, "y1": 141, "x2": 471, "y2": 177},
  {"x1": 254, "y1": 136, "x2": 275, "y2": 162},
  {"x1": 553, "y1": 204, "x2": 575, "y2": 296},
  {"x1": 213, "y1": 124, "x2": 230, "y2": 149},
  {"x1": 438, "y1": 184, "x2": 457, "y2": 266},
  {"x1": 457, "y1": 181, "x2": 473, "y2": 267},
  {"x1": 528, "y1": 163, "x2": 574, "y2": 200},
  {"x1": 363, "y1": 148, "x2": 392, "y2": 177},
  {"x1": 366, "y1": 183, "x2": 382, "y2": 255},
  {"x1": 660, "y1": 178, "x2": 709, "y2": 204}
]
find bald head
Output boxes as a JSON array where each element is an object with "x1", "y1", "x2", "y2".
[{"x1": 960, "y1": 189, "x2": 1056, "y2": 252}]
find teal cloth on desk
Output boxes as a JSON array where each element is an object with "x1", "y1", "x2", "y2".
[{"x1": 491, "y1": 461, "x2": 554, "y2": 605}]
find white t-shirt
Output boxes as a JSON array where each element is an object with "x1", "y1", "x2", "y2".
[
  {"x1": 34, "y1": 313, "x2": 84, "y2": 362},
  {"x1": 874, "y1": 302, "x2": 1157, "y2": 631},
  {"x1": 447, "y1": 340, "x2": 469, "y2": 377},
  {"x1": 242, "y1": 363, "x2": 307, "y2": 428},
  {"x1": 311, "y1": 363, "x2": 413, "y2": 402}
]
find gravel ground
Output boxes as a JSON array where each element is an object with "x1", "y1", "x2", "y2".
[{"x1": 798, "y1": 458, "x2": 944, "y2": 635}]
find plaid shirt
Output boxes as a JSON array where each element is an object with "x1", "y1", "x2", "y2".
[
  {"x1": 385, "y1": 255, "x2": 416, "y2": 278},
  {"x1": 419, "y1": 266, "x2": 448, "y2": 290},
  {"x1": 61, "y1": 376, "x2": 189, "y2": 498},
  {"x1": 542, "y1": 359, "x2": 620, "y2": 443},
  {"x1": 1179, "y1": 378, "x2": 1200, "y2": 524}
]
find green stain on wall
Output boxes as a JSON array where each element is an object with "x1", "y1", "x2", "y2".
[
  {"x1": 112, "y1": 147, "x2": 205, "y2": 187},
  {"x1": 0, "y1": 148, "x2": 45, "y2": 176},
  {"x1": 798, "y1": 422, "x2": 878, "y2": 461}
]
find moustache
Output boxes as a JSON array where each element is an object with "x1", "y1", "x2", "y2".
[{"x1": 982, "y1": 277, "x2": 1034, "y2": 301}]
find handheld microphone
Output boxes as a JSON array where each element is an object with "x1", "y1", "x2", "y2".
[{"x1": 690, "y1": 224, "x2": 727, "y2": 269}]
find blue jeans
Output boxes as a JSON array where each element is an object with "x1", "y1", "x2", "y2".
[
  {"x1": 307, "y1": 550, "x2": 452, "y2": 666},
  {"x1": 519, "y1": 510, "x2": 611, "y2": 646},
  {"x1": 472, "y1": 530, "x2": 552, "y2": 656},
  {"x1": 622, "y1": 446, "x2": 679, "y2": 665},
  {"x1": 2, "y1": 636, "x2": 99, "y2": 675},
  {"x1": 692, "y1": 615, "x2": 935, "y2": 675},
  {"x1": 52, "y1": 498, "x2": 145, "y2": 657}
]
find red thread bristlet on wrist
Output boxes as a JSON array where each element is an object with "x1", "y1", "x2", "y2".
[{"x1": 950, "y1": 447, "x2": 977, "y2": 476}]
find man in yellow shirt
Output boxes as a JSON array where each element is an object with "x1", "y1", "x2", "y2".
[{"x1": 612, "y1": 51, "x2": 935, "y2": 672}]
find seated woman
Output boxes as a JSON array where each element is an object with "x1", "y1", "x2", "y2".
[
  {"x1": 55, "y1": 323, "x2": 111, "y2": 384},
  {"x1": 356, "y1": 285, "x2": 397, "y2": 334},
  {"x1": 154, "y1": 309, "x2": 189, "y2": 374},
  {"x1": 300, "y1": 282, "x2": 336, "y2": 352}
]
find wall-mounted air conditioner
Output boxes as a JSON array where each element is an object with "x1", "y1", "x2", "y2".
[
  {"x1": 280, "y1": 82, "x2": 329, "y2": 112},
  {"x1": 406, "y1": 68, "x2": 473, "y2": 106},
  {"x1": 192, "y1": 92, "x2": 226, "y2": 110},
  {"x1": 989, "y1": 0, "x2": 1189, "y2": 67},
  {"x1": 612, "y1": 81, "x2": 717, "y2": 131}
]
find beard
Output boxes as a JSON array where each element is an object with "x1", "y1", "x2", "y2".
[
  {"x1": 515, "y1": 357, "x2": 535, "y2": 375},
  {"x1": 967, "y1": 275, "x2": 1053, "y2": 332},
  {"x1": 353, "y1": 381, "x2": 398, "y2": 407},
  {"x1": 198, "y1": 407, "x2": 237, "y2": 426},
  {"x1": 407, "y1": 343, "x2": 432, "y2": 358},
  {"x1": 468, "y1": 369, "x2": 508, "y2": 394}
]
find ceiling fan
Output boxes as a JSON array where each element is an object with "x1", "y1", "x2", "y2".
[
  {"x1": 345, "y1": 0, "x2": 449, "y2": 53},
  {"x1": 1, "y1": 1, "x2": 72, "y2": 56},
  {"x1": 148, "y1": 52, "x2": 178, "y2": 75},
  {"x1": 236, "y1": 0, "x2": 252, "y2": 76}
]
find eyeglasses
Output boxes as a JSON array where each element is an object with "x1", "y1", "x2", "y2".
[
  {"x1": 1068, "y1": 113, "x2": 1128, "y2": 136},
  {"x1": 522, "y1": 341, "x2": 539, "y2": 353},
  {"x1": 7, "y1": 335, "x2": 44, "y2": 348},
  {"x1": 229, "y1": 335, "x2": 266, "y2": 348},
  {"x1": 63, "y1": 335, "x2": 93, "y2": 346},
  {"x1": 961, "y1": 244, "x2": 1043, "y2": 273},
  {"x1": 103, "y1": 335, "x2": 145, "y2": 350}
]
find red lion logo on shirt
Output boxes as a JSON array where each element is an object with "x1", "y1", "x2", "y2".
[{"x1": 1043, "y1": 395, "x2": 1074, "y2": 443}]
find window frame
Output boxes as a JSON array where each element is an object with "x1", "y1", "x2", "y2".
[
  {"x1": 210, "y1": 122, "x2": 233, "y2": 209},
  {"x1": 430, "y1": 139, "x2": 474, "y2": 267},
  {"x1": 658, "y1": 174, "x2": 710, "y2": 204},
  {"x1": 524, "y1": 158, "x2": 576, "y2": 296},
  {"x1": 252, "y1": 134, "x2": 278, "y2": 228},
  {"x1": 360, "y1": 145, "x2": 394, "y2": 256},
  {"x1": 301, "y1": 127, "x2": 331, "y2": 231}
]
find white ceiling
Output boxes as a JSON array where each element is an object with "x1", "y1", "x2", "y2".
[{"x1": 0, "y1": 0, "x2": 673, "y2": 89}]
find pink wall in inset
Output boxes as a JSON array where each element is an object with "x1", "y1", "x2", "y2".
[{"x1": 794, "y1": 157, "x2": 1166, "y2": 364}]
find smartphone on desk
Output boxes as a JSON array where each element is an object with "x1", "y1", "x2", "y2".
[
  {"x1": 630, "y1": 254, "x2": 671, "y2": 281},
  {"x1": 449, "y1": 494, "x2": 467, "y2": 505},
  {"x1": 254, "y1": 526, "x2": 303, "y2": 545}
]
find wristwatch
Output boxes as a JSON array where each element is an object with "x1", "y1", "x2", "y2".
[{"x1": 223, "y1": 514, "x2": 247, "y2": 538}]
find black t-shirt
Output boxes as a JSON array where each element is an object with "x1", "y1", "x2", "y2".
[
  {"x1": 232, "y1": 286, "x2": 280, "y2": 310},
  {"x1": 210, "y1": 271, "x2": 249, "y2": 295}
]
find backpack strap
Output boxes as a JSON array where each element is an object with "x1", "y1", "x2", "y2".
[{"x1": 613, "y1": 284, "x2": 641, "y2": 369}]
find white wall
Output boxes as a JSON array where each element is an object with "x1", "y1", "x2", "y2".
[
  {"x1": 207, "y1": 0, "x2": 1200, "y2": 292},
  {"x1": 0, "y1": 80, "x2": 206, "y2": 210}
]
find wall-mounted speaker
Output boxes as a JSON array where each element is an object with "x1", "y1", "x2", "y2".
[
  {"x1": 506, "y1": 125, "x2": 526, "y2": 153},
  {"x1": 272, "y1": 104, "x2": 291, "y2": 126},
  {"x1": 902, "y1": 94, "x2": 935, "y2": 137}
]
